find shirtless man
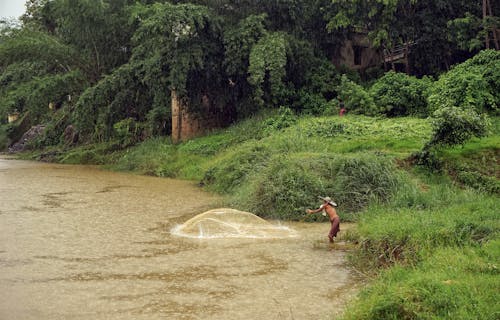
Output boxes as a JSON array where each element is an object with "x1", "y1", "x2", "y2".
[{"x1": 306, "y1": 196, "x2": 340, "y2": 243}]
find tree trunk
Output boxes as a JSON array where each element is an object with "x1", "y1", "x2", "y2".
[
  {"x1": 390, "y1": 47, "x2": 395, "y2": 71},
  {"x1": 404, "y1": 43, "x2": 410, "y2": 74},
  {"x1": 486, "y1": 0, "x2": 499, "y2": 50},
  {"x1": 171, "y1": 90, "x2": 182, "y2": 144},
  {"x1": 483, "y1": 0, "x2": 490, "y2": 49}
]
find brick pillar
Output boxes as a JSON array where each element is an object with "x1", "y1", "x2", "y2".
[{"x1": 171, "y1": 90, "x2": 182, "y2": 144}]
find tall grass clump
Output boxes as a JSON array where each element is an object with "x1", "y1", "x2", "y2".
[
  {"x1": 232, "y1": 152, "x2": 404, "y2": 220},
  {"x1": 202, "y1": 141, "x2": 272, "y2": 194}
]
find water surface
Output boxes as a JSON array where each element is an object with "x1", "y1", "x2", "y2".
[{"x1": 0, "y1": 158, "x2": 360, "y2": 319}]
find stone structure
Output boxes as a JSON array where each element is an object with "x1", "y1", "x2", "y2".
[
  {"x1": 171, "y1": 90, "x2": 231, "y2": 143},
  {"x1": 334, "y1": 34, "x2": 382, "y2": 71}
]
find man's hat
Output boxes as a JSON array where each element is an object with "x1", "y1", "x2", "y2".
[{"x1": 318, "y1": 196, "x2": 337, "y2": 207}]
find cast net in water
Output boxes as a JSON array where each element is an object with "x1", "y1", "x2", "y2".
[{"x1": 171, "y1": 208, "x2": 297, "y2": 239}]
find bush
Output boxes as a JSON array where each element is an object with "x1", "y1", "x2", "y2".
[
  {"x1": 113, "y1": 118, "x2": 142, "y2": 147},
  {"x1": 427, "y1": 107, "x2": 490, "y2": 148},
  {"x1": 293, "y1": 89, "x2": 328, "y2": 115},
  {"x1": 262, "y1": 106, "x2": 297, "y2": 133},
  {"x1": 234, "y1": 152, "x2": 402, "y2": 220},
  {"x1": 243, "y1": 155, "x2": 328, "y2": 220},
  {"x1": 369, "y1": 71, "x2": 432, "y2": 117},
  {"x1": 427, "y1": 50, "x2": 500, "y2": 114},
  {"x1": 337, "y1": 74, "x2": 379, "y2": 116}
]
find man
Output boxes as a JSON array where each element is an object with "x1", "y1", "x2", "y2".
[{"x1": 306, "y1": 196, "x2": 340, "y2": 243}]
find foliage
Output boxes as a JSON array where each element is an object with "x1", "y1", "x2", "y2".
[
  {"x1": 0, "y1": 29, "x2": 80, "y2": 71},
  {"x1": 0, "y1": 70, "x2": 85, "y2": 123},
  {"x1": 427, "y1": 50, "x2": 500, "y2": 114},
  {"x1": 427, "y1": 107, "x2": 490, "y2": 148},
  {"x1": 324, "y1": 0, "x2": 484, "y2": 75},
  {"x1": 49, "y1": 0, "x2": 133, "y2": 80},
  {"x1": 369, "y1": 71, "x2": 432, "y2": 117},
  {"x1": 337, "y1": 75, "x2": 379, "y2": 115},
  {"x1": 72, "y1": 62, "x2": 152, "y2": 141},
  {"x1": 113, "y1": 118, "x2": 141, "y2": 147},
  {"x1": 292, "y1": 90, "x2": 328, "y2": 115},
  {"x1": 230, "y1": 152, "x2": 402, "y2": 219},
  {"x1": 223, "y1": 14, "x2": 267, "y2": 78},
  {"x1": 447, "y1": 12, "x2": 483, "y2": 52},
  {"x1": 131, "y1": 2, "x2": 225, "y2": 98},
  {"x1": 262, "y1": 106, "x2": 297, "y2": 133},
  {"x1": 248, "y1": 32, "x2": 288, "y2": 107}
]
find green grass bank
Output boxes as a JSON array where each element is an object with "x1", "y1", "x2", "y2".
[{"x1": 16, "y1": 113, "x2": 500, "y2": 319}]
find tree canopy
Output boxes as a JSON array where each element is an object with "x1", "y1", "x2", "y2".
[{"x1": 0, "y1": 0, "x2": 498, "y2": 144}]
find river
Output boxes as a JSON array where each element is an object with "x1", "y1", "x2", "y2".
[{"x1": 0, "y1": 158, "x2": 360, "y2": 319}]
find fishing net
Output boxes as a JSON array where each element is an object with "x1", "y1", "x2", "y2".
[{"x1": 172, "y1": 208, "x2": 297, "y2": 239}]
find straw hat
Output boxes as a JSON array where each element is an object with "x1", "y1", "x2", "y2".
[{"x1": 318, "y1": 196, "x2": 338, "y2": 207}]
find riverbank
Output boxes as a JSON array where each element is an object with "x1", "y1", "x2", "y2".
[{"x1": 10, "y1": 113, "x2": 500, "y2": 319}]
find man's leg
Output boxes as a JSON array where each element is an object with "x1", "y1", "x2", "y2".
[{"x1": 328, "y1": 218, "x2": 340, "y2": 242}]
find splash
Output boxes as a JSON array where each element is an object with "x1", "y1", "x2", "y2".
[{"x1": 171, "y1": 208, "x2": 298, "y2": 239}]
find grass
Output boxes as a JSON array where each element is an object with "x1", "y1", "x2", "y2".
[
  {"x1": 342, "y1": 244, "x2": 499, "y2": 320},
  {"x1": 340, "y1": 171, "x2": 499, "y2": 320}
]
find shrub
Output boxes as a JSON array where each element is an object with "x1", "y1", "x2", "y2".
[
  {"x1": 427, "y1": 50, "x2": 500, "y2": 114},
  {"x1": 113, "y1": 118, "x2": 142, "y2": 147},
  {"x1": 369, "y1": 71, "x2": 432, "y2": 117},
  {"x1": 337, "y1": 74, "x2": 379, "y2": 115},
  {"x1": 244, "y1": 155, "x2": 328, "y2": 220},
  {"x1": 293, "y1": 89, "x2": 328, "y2": 115},
  {"x1": 262, "y1": 106, "x2": 297, "y2": 133},
  {"x1": 332, "y1": 155, "x2": 400, "y2": 212},
  {"x1": 426, "y1": 107, "x2": 490, "y2": 148}
]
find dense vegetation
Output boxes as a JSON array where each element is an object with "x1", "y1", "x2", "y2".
[
  {"x1": 1, "y1": 1, "x2": 499, "y2": 319},
  {"x1": 1, "y1": 0, "x2": 499, "y2": 144}
]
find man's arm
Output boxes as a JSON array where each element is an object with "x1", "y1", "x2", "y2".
[{"x1": 306, "y1": 205, "x2": 324, "y2": 214}]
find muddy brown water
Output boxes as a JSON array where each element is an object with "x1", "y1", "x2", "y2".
[{"x1": 0, "y1": 158, "x2": 361, "y2": 320}]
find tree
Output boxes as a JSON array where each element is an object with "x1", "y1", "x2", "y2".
[
  {"x1": 0, "y1": 28, "x2": 87, "y2": 122},
  {"x1": 324, "y1": 0, "x2": 490, "y2": 76},
  {"x1": 248, "y1": 32, "x2": 288, "y2": 107},
  {"x1": 72, "y1": 2, "x2": 229, "y2": 141},
  {"x1": 51, "y1": 0, "x2": 133, "y2": 82}
]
